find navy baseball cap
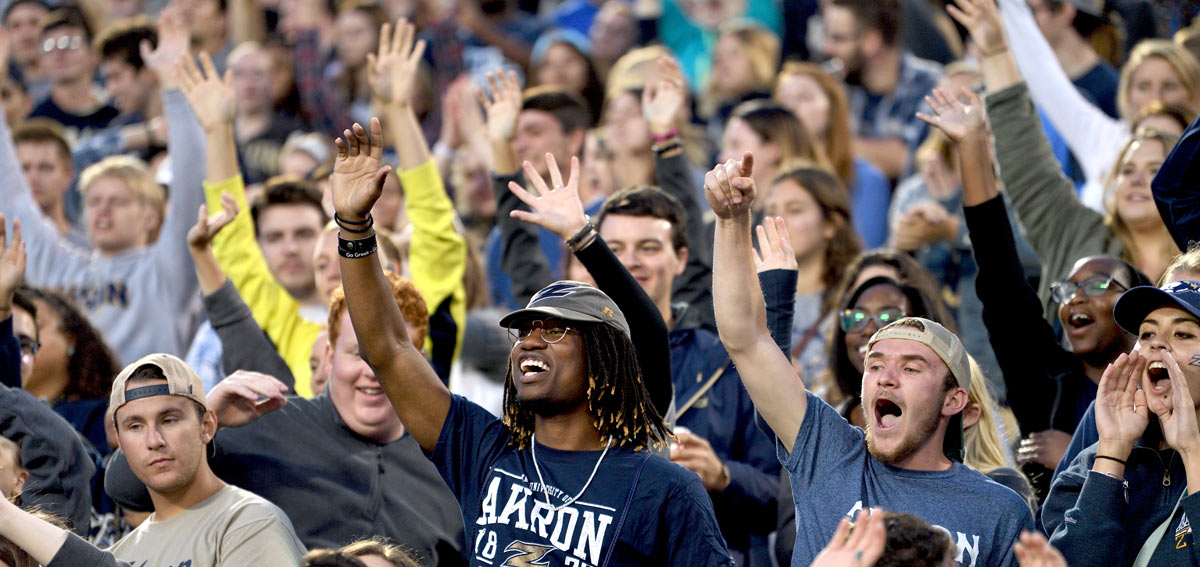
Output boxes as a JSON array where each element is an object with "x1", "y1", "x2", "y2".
[
  {"x1": 1114, "y1": 279, "x2": 1200, "y2": 335},
  {"x1": 499, "y1": 281, "x2": 631, "y2": 338}
]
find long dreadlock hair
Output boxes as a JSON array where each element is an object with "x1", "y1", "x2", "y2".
[{"x1": 502, "y1": 323, "x2": 671, "y2": 451}]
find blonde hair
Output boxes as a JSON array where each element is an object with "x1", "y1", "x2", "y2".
[
  {"x1": 1162, "y1": 242, "x2": 1200, "y2": 285},
  {"x1": 339, "y1": 538, "x2": 421, "y2": 567},
  {"x1": 1102, "y1": 130, "x2": 1181, "y2": 275},
  {"x1": 963, "y1": 356, "x2": 1033, "y2": 510},
  {"x1": 79, "y1": 155, "x2": 163, "y2": 211},
  {"x1": 773, "y1": 62, "x2": 855, "y2": 185},
  {"x1": 702, "y1": 20, "x2": 780, "y2": 116},
  {"x1": 1117, "y1": 39, "x2": 1200, "y2": 121}
]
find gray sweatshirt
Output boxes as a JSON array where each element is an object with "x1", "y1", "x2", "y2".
[
  {"x1": 985, "y1": 82, "x2": 1123, "y2": 324},
  {"x1": 0, "y1": 90, "x2": 206, "y2": 364}
]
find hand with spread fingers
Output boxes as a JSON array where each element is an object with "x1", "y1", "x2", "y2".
[
  {"x1": 1012, "y1": 531, "x2": 1067, "y2": 567},
  {"x1": 367, "y1": 18, "x2": 427, "y2": 108},
  {"x1": 642, "y1": 56, "x2": 687, "y2": 135},
  {"x1": 140, "y1": 1, "x2": 190, "y2": 88},
  {"x1": 207, "y1": 370, "x2": 290, "y2": 428},
  {"x1": 0, "y1": 215, "x2": 25, "y2": 320},
  {"x1": 1094, "y1": 351, "x2": 1149, "y2": 461},
  {"x1": 753, "y1": 216, "x2": 797, "y2": 273},
  {"x1": 505, "y1": 153, "x2": 588, "y2": 240},
  {"x1": 811, "y1": 508, "x2": 888, "y2": 567},
  {"x1": 916, "y1": 87, "x2": 988, "y2": 143},
  {"x1": 946, "y1": 0, "x2": 1007, "y2": 57},
  {"x1": 186, "y1": 193, "x2": 239, "y2": 254},
  {"x1": 669, "y1": 430, "x2": 730, "y2": 492},
  {"x1": 479, "y1": 70, "x2": 523, "y2": 144},
  {"x1": 332, "y1": 118, "x2": 393, "y2": 223},
  {"x1": 704, "y1": 152, "x2": 757, "y2": 219},
  {"x1": 175, "y1": 52, "x2": 235, "y2": 132},
  {"x1": 1145, "y1": 352, "x2": 1200, "y2": 456}
]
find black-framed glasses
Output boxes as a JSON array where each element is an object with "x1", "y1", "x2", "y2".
[
  {"x1": 840, "y1": 307, "x2": 906, "y2": 333},
  {"x1": 41, "y1": 35, "x2": 84, "y2": 54},
  {"x1": 16, "y1": 335, "x2": 38, "y2": 357},
  {"x1": 508, "y1": 320, "x2": 577, "y2": 344},
  {"x1": 1050, "y1": 275, "x2": 1127, "y2": 304}
]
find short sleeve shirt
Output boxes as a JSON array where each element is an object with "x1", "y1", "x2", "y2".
[
  {"x1": 430, "y1": 395, "x2": 734, "y2": 567},
  {"x1": 783, "y1": 392, "x2": 1033, "y2": 567}
]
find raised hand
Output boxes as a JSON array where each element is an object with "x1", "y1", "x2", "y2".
[
  {"x1": 916, "y1": 88, "x2": 988, "y2": 143},
  {"x1": 642, "y1": 56, "x2": 687, "y2": 135},
  {"x1": 506, "y1": 153, "x2": 588, "y2": 240},
  {"x1": 176, "y1": 52, "x2": 235, "y2": 132},
  {"x1": 1094, "y1": 351, "x2": 1150, "y2": 459},
  {"x1": 0, "y1": 215, "x2": 25, "y2": 318},
  {"x1": 1146, "y1": 352, "x2": 1200, "y2": 456},
  {"x1": 946, "y1": 0, "x2": 1007, "y2": 57},
  {"x1": 1012, "y1": 531, "x2": 1067, "y2": 567},
  {"x1": 811, "y1": 508, "x2": 888, "y2": 567},
  {"x1": 139, "y1": 1, "x2": 190, "y2": 88},
  {"x1": 704, "y1": 153, "x2": 756, "y2": 219},
  {"x1": 1017, "y1": 429, "x2": 1073, "y2": 469},
  {"x1": 478, "y1": 70, "x2": 523, "y2": 143},
  {"x1": 207, "y1": 370, "x2": 289, "y2": 428},
  {"x1": 332, "y1": 118, "x2": 393, "y2": 223},
  {"x1": 753, "y1": 216, "x2": 797, "y2": 273},
  {"x1": 367, "y1": 18, "x2": 427, "y2": 108},
  {"x1": 186, "y1": 193, "x2": 239, "y2": 253}
]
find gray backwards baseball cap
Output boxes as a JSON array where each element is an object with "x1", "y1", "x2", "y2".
[{"x1": 499, "y1": 281, "x2": 630, "y2": 338}]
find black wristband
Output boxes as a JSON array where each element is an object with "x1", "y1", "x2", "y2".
[
  {"x1": 565, "y1": 218, "x2": 594, "y2": 249},
  {"x1": 335, "y1": 213, "x2": 373, "y2": 232},
  {"x1": 338, "y1": 231, "x2": 378, "y2": 258},
  {"x1": 1095, "y1": 454, "x2": 1127, "y2": 466}
]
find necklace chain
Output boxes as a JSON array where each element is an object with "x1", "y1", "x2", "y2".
[{"x1": 530, "y1": 433, "x2": 613, "y2": 512}]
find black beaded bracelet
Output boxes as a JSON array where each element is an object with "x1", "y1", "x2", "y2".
[
  {"x1": 334, "y1": 213, "x2": 373, "y2": 232},
  {"x1": 565, "y1": 218, "x2": 595, "y2": 250},
  {"x1": 338, "y1": 232, "x2": 378, "y2": 258}
]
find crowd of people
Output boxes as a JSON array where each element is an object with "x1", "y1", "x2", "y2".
[{"x1": 0, "y1": 0, "x2": 1199, "y2": 565}]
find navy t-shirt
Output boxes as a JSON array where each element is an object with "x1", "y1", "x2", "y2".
[
  {"x1": 431, "y1": 395, "x2": 734, "y2": 567},
  {"x1": 783, "y1": 392, "x2": 1033, "y2": 567}
]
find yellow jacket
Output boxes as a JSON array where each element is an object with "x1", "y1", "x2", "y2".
[{"x1": 205, "y1": 160, "x2": 466, "y2": 395}]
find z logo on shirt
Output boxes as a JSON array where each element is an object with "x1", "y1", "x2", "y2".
[
  {"x1": 1176, "y1": 513, "x2": 1191, "y2": 550},
  {"x1": 502, "y1": 541, "x2": 554, "y2": 566}
]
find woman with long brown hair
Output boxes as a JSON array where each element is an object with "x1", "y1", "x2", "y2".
[{"x1": 773, "y1": 62, "x2": 892, "y2": 247}]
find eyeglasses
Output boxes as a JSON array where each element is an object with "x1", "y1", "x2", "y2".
[
  {"x1": 840, "y1": 307, "x2": 906, "y2": 333},
  {"x1": 1050, "y1": 275, "x2": 1127, "y2": 304},
  {"x1": 41, "y1": 35, "x2": 84, "y2": 54},
  {"x1": 16, "y1": 335, "x2": 38, "y2": 357},
  {"x1": 508, "y1": 320, "x2": 577, "y2": 344}
]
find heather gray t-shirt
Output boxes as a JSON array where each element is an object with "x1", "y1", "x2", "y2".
[
  {"x1": 109, "y1": 484, "x2": 305, "y2": 566},
  {"x1": 783, "y1": 392, "x2": 1033, "y2": 567}
]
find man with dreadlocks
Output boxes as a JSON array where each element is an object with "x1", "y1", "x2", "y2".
[{"x1": 331, "y1": 118, "x2": 734, "y2": 567}]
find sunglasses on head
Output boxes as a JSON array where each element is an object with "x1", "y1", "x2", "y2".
[
  {"x1": 1050, "y1": 275, "x2": 1126, "y2": 304},
  {"x1": 840, "y1": 307, "x2": 906, "y2": 333}
]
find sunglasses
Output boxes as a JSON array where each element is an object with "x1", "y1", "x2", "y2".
[
  {"x1": 508, "y1": 320, "x2": 577, "y2": 344},
  {"x1": 840, "y1": 307, "x2": 906, "y2": 333},
  {"x1": 1050, "y1": 275, "x2": 1126, "y2": 304},
  {"x1": 42, "y1": 35, "x2": 84, "y2": 54}
]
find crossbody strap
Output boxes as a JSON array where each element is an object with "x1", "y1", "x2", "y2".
[
  {"x1": 598, "y1": 452, "x2": 652, "y2": 567},
  {"x1": 1132, "y1": 488, "x2": 1187, "y2": 567}
]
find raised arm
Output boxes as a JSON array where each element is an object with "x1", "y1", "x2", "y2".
[
  {"x1": 504, "y1": 154, "x2": 673, "y2": 416},
  {"x1": 333, "y1": 118, "x2": 449, "y2": 453},
  {"x1": 142, "y1": 11, "x2": 206, "y2": 314},
  {"x1": 709, "y1": 154, "x2": 809, "y2": 448},
  {"x1": 179, "y1": 52, "x2": 319, "y2": 395},
  {"x1": 0, "y1": 494, "x2": 127, "y2": 567},
  {"x1": 1152, "y1": 114, "x2": 1200, "y2": 251},
  {"x1": 371, "y1": 19, "x2": 467, "y2": 376},
  {"x1": 0, "y1": 217, "x2": 24, "y2": 388}
]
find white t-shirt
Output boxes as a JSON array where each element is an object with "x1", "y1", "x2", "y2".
[{"x1": 109, "y1": 484, "x2": 306, "y2": 566}]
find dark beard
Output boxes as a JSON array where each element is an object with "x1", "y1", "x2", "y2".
[
  {"x1": 517, "y1": 393, "x2": 587, "y2": 417},
  {"x1": 864, "y1": 403, "x2": 942, "y2": 464}
]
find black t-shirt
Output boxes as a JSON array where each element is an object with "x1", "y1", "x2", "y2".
[
  {"x1": 238, "y1": 113, "x2": 309, "y2": 184},
  {"x1": 29, "y1": 97, "x2": 119, "y2": 140}
]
